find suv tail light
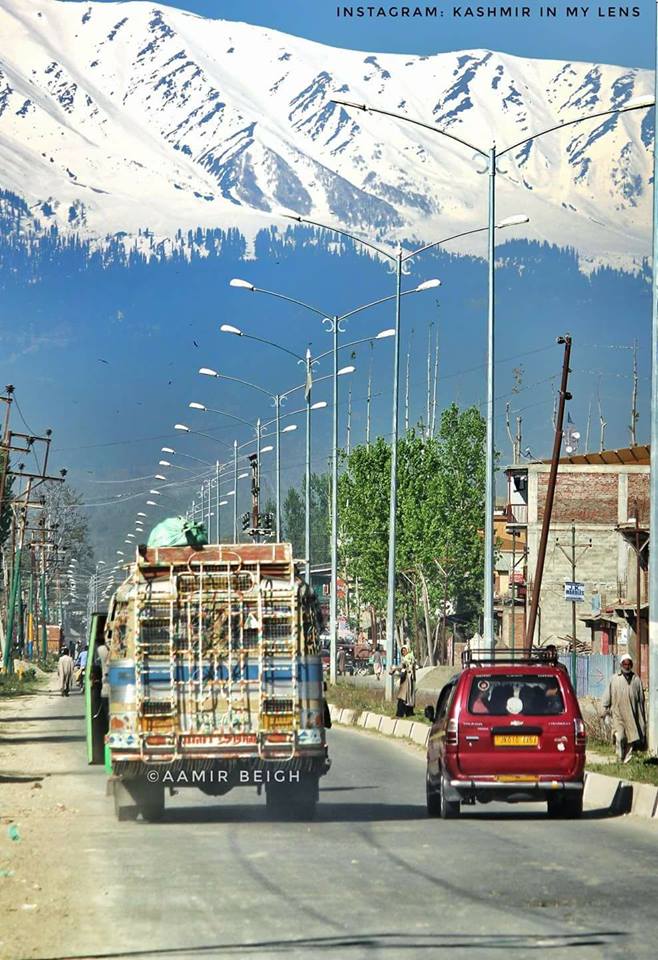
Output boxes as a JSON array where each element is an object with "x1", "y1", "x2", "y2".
[
  {"x1": 574, "y1": 718, "x2": 586, "y2": 746},
  {"x1": 446, "y1": 717, "x2": 459, "y2": 746}
]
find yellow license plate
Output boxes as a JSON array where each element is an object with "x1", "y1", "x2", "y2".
[
  {"x1": 496, "y1": 774, "x2": 539, "y2": 782},
  {"x1": 493, "y1": 734, "x2": 539, "y2": 747}
]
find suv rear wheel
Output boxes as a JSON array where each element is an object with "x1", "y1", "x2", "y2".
[
  {"x1": 426, "y1": 775, "x2": 441, "y2": 818},
  {"x1": 439, "y1": 771, "x2": 460, "y2": 820},
  {"x1": 547, "y1": 790, "x2": 583, "y2": 819}
]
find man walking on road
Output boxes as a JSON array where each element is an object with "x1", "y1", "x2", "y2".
[
  {"x1": 57, "y1": 647, "x2": 74, "y2": 697},
  {"x1": 602, "y1": 653, "x2": 646, "y2": 763}
]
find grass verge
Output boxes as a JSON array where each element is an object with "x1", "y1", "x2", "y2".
[
  {"x1": 0, "y1": 668, "x2": 40, "y2": 699},
  {"x1": 587, "y1": 756, "x2": 658, "y2": 787},
  {"x1": 326, "y1": 680, "x2": 433, "y2": 724}
]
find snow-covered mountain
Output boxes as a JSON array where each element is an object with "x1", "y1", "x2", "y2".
[{"x1": 0, "y1": 0, "x2": 653, "y2": 269}]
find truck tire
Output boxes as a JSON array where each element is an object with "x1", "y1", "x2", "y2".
[
  {"x1": 266, "y1": 775, "x2": 318, "y2": 820},
  {"x1": 138, "y1": 784, "x2": 165, "y2": 823},
  {"x1": 113, "y1": 779, "x2": 138, "y2": 822}
]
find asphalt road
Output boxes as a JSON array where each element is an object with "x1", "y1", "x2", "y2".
[{"x1": 19, "y1": 690, "x2": 658, "y2": 960}]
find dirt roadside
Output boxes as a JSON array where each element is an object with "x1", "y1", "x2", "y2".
[{"x1": 0, "y1": 674, "x2": 108, "y2": 960}]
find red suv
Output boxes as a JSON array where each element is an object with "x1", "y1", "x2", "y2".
[{"x1": 425, "y1": 650, "x2": 586, "y2": 819}]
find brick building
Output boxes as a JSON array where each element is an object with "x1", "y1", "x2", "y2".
[{"x1": 504, "y1": 445, "x2": 649, "y2": 671}]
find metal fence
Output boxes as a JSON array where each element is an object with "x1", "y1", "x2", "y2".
[{"x1": 559, "y1": 653, "x2": 619, "y2": 699}]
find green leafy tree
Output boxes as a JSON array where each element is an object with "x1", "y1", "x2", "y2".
[
  {"x1": 337, "y1": 404, "x2": 487, "y2": 662},
  {"x1": 282, "y1": 486, "x2": 304, "y2": 557}
]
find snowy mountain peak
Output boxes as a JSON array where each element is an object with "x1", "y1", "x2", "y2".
[{"x1": 0, "y1": 0, "x2": 653, "y2": 269}]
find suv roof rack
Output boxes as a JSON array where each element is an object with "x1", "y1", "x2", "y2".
[{"x1": 461, "y1": 646, "x2": 560, "y2": 668}]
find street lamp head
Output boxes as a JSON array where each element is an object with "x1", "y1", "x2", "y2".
[
  {"x1": 261, "y1": 445, "x2": 274, "y2": 453},
  {"x1": 159, "y1": 460, "x2": 171, "y2": 467},
  {"x1": 226, "y1": 490, "x2": 235, "y2": 496},
  {"x1": 154, "y1": 474, "x2": 167, "y2": 481},
  {"x1": 219, "y1": 324, "x2": 242, "y2": 336},
  {"x1": 311, "y1": 400, "x2": 328, "y2": 410},
  {"x1": 283, "y1": 424, "x2": 298, "y2": 433},
  {"x1": 149, "y1": 490, "x2": 161, "y2": 495},
  {"x1": 146, "y1": 500, "x2": 158, "y2": 506},
  {"x1": 338, "y1": 365, "x2": 356, "y2": 376},
  {"x1": 97, "y1": 560, "x2": 106, "y2": 565},
  {"x1": 229, "y1": 278, "x2": 254, "y2": 291},
  {"x1": 497, "y1": 214, "x2": 530, "y2": 228},
  {"x1": 116, "y1": 550, "x2": 124, "y2": 556},
  {"x1": 199, "y1": 367, "x2": 219, "y2": 377},
  {"x1": 161, "y1": 447, "x2": 174, "y2": 454},
  {"x1": 219, "y1": 500, "x2": 228, "y2": 506},
  {"x1": 238, "y1": 472, "x2": 249, "y2": 479},
  {"x1": 137, "y1": 512, "x2": 147, "y2": 518},
  {"x1": 188, "y1": 403, "x2": 205, "y2": 411},
  {"x1": 415, "y1": 279, "x2": 441, "y2": 291},
  {"x1": 376, "y1": 329, "x2": 395, "y2": 339}
]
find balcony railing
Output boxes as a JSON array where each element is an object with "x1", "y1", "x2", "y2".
[{"x1": 506, "y1": 502, "x2": 528, "y2": 525}]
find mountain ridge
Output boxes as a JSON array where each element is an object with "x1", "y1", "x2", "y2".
[{"x1": 0, "y1": 0, "x2": 653, "y2": 270}]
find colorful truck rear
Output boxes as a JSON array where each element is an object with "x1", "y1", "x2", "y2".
[{"x1": 103, "y1": 542, "x2": 330, "y2": 821}]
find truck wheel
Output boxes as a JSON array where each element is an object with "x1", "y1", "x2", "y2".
[
  {"x1": 439, "y1": 773, "x2": 460, "y2": 820},
  {"x1": 426, "y1": 775, "x2": 441, "y2": 818},
  {"x1": 266, "y1": 776, "x2": 318, "y2": 820},
  {"x1": 139, "y1": 786, "x2": 165, "y2": 823},
  {"x1": 113, "y1": 780, "x2": 138, "y2": 822}
]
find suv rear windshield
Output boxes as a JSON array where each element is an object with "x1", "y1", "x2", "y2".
[{"x1": 467, "y1": 674, "x2": 565, "y2": 717}]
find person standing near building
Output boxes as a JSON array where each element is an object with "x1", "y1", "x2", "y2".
[
  {"x1": 57, "y1": 647, "x2": 74, "y2": 697},
  {"x1": 602, "y1": 653, "x2": 646, "y2": 762}
]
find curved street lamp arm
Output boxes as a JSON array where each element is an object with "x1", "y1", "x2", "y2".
[
  {"x1": 314, "y1": 334, "x2": 390, "y2": 364},
  {"x1": 331, "y1": 98, "x2": 487, "y2": 157},
  {"x1": 235, "y1": 331, "x2": 306, "y2": 363},
  {"x1": 404, "y1": 224, "x2": 489, "y2": 262},
  {"x1": 212, "y1": 373, "x2": 275, "y2": 400},
  {"x1": 285, "y1": 213, "x2": 394, "y2": 261},
  {"x1": 338, "y1": 286, "x2": 425, "y2": 322},
  {"x1": 250, "y1": 286, "x2": 328, "y2": 320},
  {"x1": 195, "y1": 407, "x2": 256, "y2": 431},
  {"x1": 499, "y1": 102, "x2": 653, "y2": 157},
  {"x1": 178, "y1": 429, "x2": 234, "y2": 451}
]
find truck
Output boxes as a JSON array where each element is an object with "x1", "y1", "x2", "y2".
[{"x1": 96, "y1": 541, "x2": 330, "y2": 821}]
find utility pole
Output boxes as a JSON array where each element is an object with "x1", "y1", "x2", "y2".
[
  {"x1": 346, "y1": 386, "x2": 352, "y2": 455},
  {"x1": 515, "y1": 417, "x2": 522, "y2": 465},
  {"x1": 585, "y1": 399, "x2": 592, "y2": 453},
  {"x1": 630, "y1": 339, "x2": 639, "y2": 447},
  {"x1": 526, "y1": 336, "x2": 573, "y2": 650},
  {"x1": 426, "y1": 323, "x2": 432, "y2": 438},
  {"x1": 366, "y1": 344, "x2": 373, "y2": 446},
  {"x1": 430, "y1": 327, "x2": 439, "y2": 437},
  {"x1": 556, "y1": 522, "x2": 591, "y2": 681}
]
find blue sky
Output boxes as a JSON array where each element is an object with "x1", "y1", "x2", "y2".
[{"x1": 68, "y1": 0, "x2": 656, "y2": 68}]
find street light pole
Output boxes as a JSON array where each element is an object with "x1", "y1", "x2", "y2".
[
  {"x1": 215, "y1": 461, "x2": 220, "y2": 544},
  {"x1": 650, "y1": 18, "x2": 658, "y2": 750},
  {"x1": 385, "y1": 252, "x2": 403, "y2": 699},
  {"x1": 484, "y1": 144, "x2": 497, "y2": 649},
  {"x1": 330, "y1": 322, "x2": 339, "y2": 684},
  {"x1": 305, "y1": 351, "x2": 313, "y2": 586},
  {"x1": 233, "y1": 440, "x2": 238, "y2": 541},
  {"x1": 275, "y1": 395, "x2": 282, "y2": 541}
]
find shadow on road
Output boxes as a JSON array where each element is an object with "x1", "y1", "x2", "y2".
[
  {"x1": 161, "y1": 801, "x2": 427, "y2": 824},
  {"x1": 28, "y1": 929, "x2": 627, "y2": 959}
]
